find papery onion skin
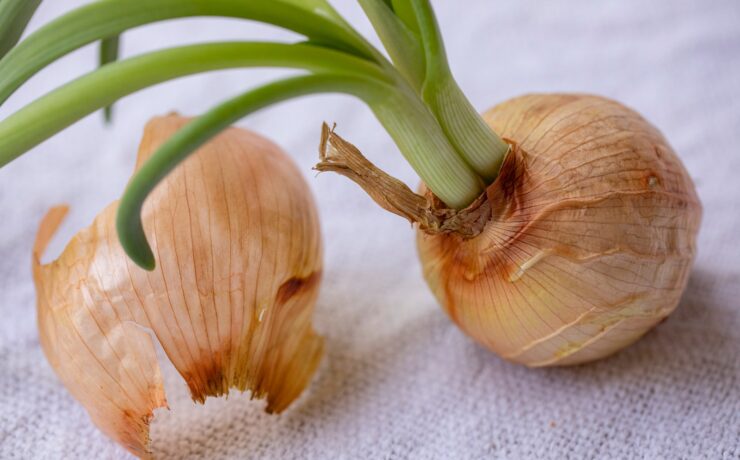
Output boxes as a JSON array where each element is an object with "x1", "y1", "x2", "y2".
[
  {"x1": 417, "y1": 94, "x2": 701, "y2": 367},
  {"x1": 33, "y1": 116, "x2": 323, "y2": 458}
]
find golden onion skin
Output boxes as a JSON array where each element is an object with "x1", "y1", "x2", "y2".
[
  {"x1": 417, "y1": 94, "x2": 701, "y2": 367},
  {"x1": 33, "y1": 116, "x2": 323, "y2": 458}
]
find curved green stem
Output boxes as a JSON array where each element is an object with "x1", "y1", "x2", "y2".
[
  {"x1": 0, "y1": 41, "x2": 388, "y2": 166},
  {"x1": 422, "y1": 75, "x2": 510, "y2": 181},
  {"x1": 389, "y1": 0, "x2": 422, "y2": 36},
  {"x1": 0, "y1": 0, "x2": 379, "y2": 105},
  {"x1": 118, "y1": 74, "x2": 385, "y2": 269},
  {"x1": 410, "y1": 0, "x2": 448, "y2": 75},
  {"x1": 370, "y1": 86, "x2": 483, "y2": 208},
  {"x1": 410, "y1": 0, "x2": 510, "y2": 180},
  {"x1": 358, "y1": 0, "x2": 424, "y2": 89}
]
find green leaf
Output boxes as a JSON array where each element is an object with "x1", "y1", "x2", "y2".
[
  {"x1": 0, "y1": 0, "x2": 42, "y2": 59},
  {"x1": 390, "y1": 0, "x2": 421, "y2": 36},
  {"x1": 99, "y1": 34, "x2": 120, "y2": 123},
  {"x1": 278, "y1": 0, "x2": 342, "y2": 20},
  {"x1": 410, "y1": 0, "x2": 509, "y2": 180},
  {"x1": 409, "y1": 0, "x2": 449, "y2": 79},
  {"x1": 0, "y1": 41, "x2": 389, "y2": 168},
  {"x1": 116, "y1": 74, "x2": 384, "y2": 269},
  {"x1": 0, "y1": 0, "x2": 378, "y2": 106},
  {"x1": 358, "y1": 0, "x2": 425, "y2": 89}
]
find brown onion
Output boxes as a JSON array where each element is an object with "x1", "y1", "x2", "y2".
[
  {"x1": 416, "y1": 94, "x2": 701, "y2": 366},
  {"x1": 32, "y1": 115, "x2": 323, "y2": 458}
]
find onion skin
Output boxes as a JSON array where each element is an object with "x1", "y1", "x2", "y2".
[
  {"x1": 32, "y1": 116, "x2": 323, "y2": 458},
  {"x1": 417, "y1": 94, "x2": 701, "y2": 367}
]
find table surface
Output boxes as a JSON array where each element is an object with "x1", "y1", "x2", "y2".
[{"x1": 1, "y1": 1, "x2": 738, "y2": 459}]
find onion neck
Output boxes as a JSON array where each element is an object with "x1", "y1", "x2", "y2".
[
  {"x1": 360, "y1": 0, "x2": 510, "y2": 180},
  {"x1": 315, "y1": 124, "x2": 495, "y2": 238},
  {"x1": 369, "y1": 83, "x2": 485, "y2": 208}
]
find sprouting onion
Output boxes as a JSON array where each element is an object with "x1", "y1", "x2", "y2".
[{"x1": 1, "y1": 0, "x2": 700, "y2": 420}]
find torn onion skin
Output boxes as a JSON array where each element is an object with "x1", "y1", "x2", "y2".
[
  {"x1": 417, "y1": 94, "x2": 701, "y2": 367},
  {"x1": 32, "y1": 116, "x2": 324, "y2": 458}
]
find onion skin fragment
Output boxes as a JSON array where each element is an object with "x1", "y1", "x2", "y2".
[
  {"x1": 32, "y1": 116, "x2": 323, "y2": 458},
  {"x1": 417, "y1": 94, "x2": 701, "y2": 367}
]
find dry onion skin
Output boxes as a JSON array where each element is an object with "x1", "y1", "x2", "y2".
[
  {"x1": 415, "y1": 94, "x2": 701, "y2": 366},
  {"x1": 32, "y1": 116, "x2": 323, "y2": 458}
]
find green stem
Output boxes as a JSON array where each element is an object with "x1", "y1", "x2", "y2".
[
  {"x1": 389, "y1": 0, "x2": 421, "y2": 36},
  {"x1": 99, "y1": 34, "x2": 120, "y2": 123},
  {"x1": 0, "y1": 0, "x2": 378, "y2": 105},
  {"x1": 423, "y1": 75, "x2": 510, "y2": 181},
  {"x1": 358, "y1": 0, "x2": 425, "y2": 89},
  {"x1": 117, "y1": 75, "x2": 380, "y2": 269},
  {"x1": 0, "y1": 0, "x2": 42, "y2": 59},
  {"x1": 0, "y1": 41, "x2": 388, "y2": 166},
  {"x1": 371, "y1": 86, "x2": 483, "y2": 208},
  {"x1": 410, "y1": 0, "x2": 510, "y2": 181}
]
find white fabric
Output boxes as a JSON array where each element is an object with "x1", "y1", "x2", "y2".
[{"x1": 1, "y1": 1, "x2": 739, "y2": 458}]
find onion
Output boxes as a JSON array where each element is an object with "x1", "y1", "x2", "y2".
[
  {"x1": 416, "y1": 94, "x2": 702, "y2": 366},
  {"x1": 317, "y1": 93, "x2": 700, "y2": 367},
  {"x1": 32, "y1": 116, "x2": 323, "y2": 458}
]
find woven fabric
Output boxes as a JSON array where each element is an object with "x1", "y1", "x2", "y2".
[{"x1": 1, "y1": 1, "x2": 738, "y2": 458}]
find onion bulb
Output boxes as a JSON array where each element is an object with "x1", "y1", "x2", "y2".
[
  {"x1": 317, "y1": 91, "x2": 701, "y2": 366},
  {"x1": 32, "y1": 115, "x2": 323, "y2": 458},
  {"x1": 416, "y1": 94, "x2": 701, "y2": 366}
]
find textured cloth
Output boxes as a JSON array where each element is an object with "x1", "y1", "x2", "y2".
[{"x1": 1, "y1": 1, "x2": 739, "y2": 459}]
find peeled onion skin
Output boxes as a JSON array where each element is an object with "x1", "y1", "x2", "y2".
[
  {"x1": 32, "y1": 116, "x2": 323, "y2": 458},
  {"x1": 417, "y1": 94, "x2": 701, "y2": 367}
]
